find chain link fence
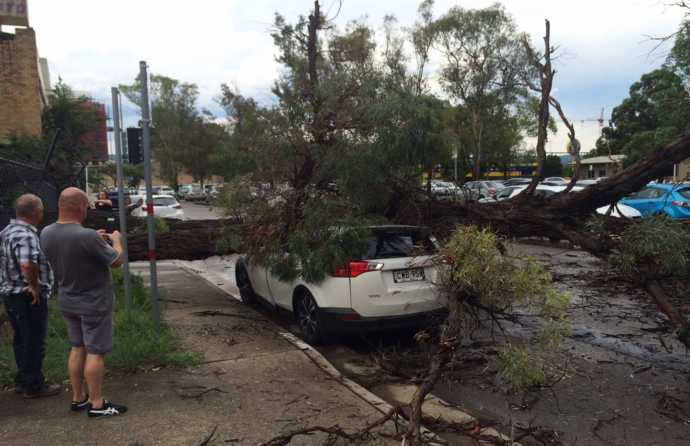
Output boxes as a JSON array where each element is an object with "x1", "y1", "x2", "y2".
[{"x1": 0, "y1": 154, "x2": 59, "y2": 228}]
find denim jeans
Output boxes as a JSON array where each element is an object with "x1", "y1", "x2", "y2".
[{"x1": 2, "y1": 293, "x2": 48, "y2": 392}]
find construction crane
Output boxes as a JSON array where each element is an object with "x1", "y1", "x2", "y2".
[{"x1": 555, "y1": 108, "x2": 606, "y2": 128}]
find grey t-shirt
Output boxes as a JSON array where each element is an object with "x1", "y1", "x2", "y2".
[{"x1": 41, "y1": 223, "x2": 119, "y2": 315}]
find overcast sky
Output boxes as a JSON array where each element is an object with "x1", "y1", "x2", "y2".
[{"x1": 9, "y1": 0, "x2": 689, "y2": 155}]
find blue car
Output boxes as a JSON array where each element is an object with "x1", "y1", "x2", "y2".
[{"x1": 619, "y1": 184, "x2": 690, "y2": 218}]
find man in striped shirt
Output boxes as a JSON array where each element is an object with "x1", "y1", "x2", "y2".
[{"x1": 0, "y1": 194, "x2": 60, "y2": 398}]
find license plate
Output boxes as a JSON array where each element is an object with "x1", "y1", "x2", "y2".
[{"x1": 393, "y1": 268, "x2": 425, "y2": 283}]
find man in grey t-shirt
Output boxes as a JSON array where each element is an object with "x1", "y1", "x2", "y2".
[{"x1": 41, "y1": 188, "x2": 127, "y2": 418}]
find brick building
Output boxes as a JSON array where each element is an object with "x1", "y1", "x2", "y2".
[{"x1": 0, "y1": 27, "x2": 47, "y2": 141}]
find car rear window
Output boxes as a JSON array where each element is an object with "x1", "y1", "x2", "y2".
[
  {"x1": 676, "y1": 188, "x2": 690, "y2": 199},
  {"x1": 153, "y1": 197, "x2": 177, "y2": 206},
  {"x1": 360, "y1": 229, "x2": 437, "y2": 260}
]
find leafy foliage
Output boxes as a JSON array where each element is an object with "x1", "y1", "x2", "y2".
[
  {"x1": 595, "y1": 69, "x2": 690, "y2": 167},
  {"x1": 1, "y1": 79, "x2": 105, "y2": 189},
  {"x1": 608, "y1": 214, "x2": 690, "y2": 279},
  {"x1": 440, "y1": 227, "x2": 571, "y2": 389}
]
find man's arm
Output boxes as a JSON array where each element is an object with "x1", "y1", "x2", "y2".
[
  {"x1": 98, "y1": 229, "x2": 124, "y2": 268},
  {"x1": 20, "y1": 262, "x2": 40, "y2": 305}
]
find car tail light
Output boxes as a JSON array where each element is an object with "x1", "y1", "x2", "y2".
[
  {"x1": 342, "y1": 314, "x2": 361, "y2": 321},
  {"x1": 332, "y1": 261, "x2": 384, "y2": 278},
  {"x1": 173, "y1": 204, "x2": 182, "y2": 209},
  {"x1": 672, "y1": 200, "x2": 689, "y2": 207},
  {"x1": 488, "y1": 189, "x2": 495, "y2": 194}
]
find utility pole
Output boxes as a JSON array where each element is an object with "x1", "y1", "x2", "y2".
[{"x1": 139, "y1": 61, "x2": 160, "y2": 337}]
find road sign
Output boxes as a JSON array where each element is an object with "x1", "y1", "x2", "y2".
[
  {"x1": 566, "y1": 139, "x2": 581, "y2": 155},
  {"x1": 127, "y1": 176, "x2": 133, "y2": 182}
]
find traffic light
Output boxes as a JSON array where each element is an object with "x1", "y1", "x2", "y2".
[{"x1": 126, "y1": 127, "x2": 143, "y2": 165}]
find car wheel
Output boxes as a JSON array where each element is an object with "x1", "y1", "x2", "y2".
[
  {"x1": 235, "y1": 264, "x2": 257, "y2": 306},
  {"x1": 296, "y1": 292, "x2": 324, "y2": 346}
]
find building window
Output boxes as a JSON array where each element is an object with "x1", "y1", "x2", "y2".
[
  {"x1": 599, "y1": 170, "x2": 606, "y2": 177},
  {"x1": 587, "y1": 170, "x2": 595, "y2": 179}
]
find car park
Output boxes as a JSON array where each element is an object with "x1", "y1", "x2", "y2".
[
  {"x1": 130, "y1": 195, "x2": 186, "y2": 220},
  {"x1": 235, "y1": 226, "x2": 444, "y2": 345},
  {"x1": 619, "y1": 184, "x2": 690, "y2": 218}
]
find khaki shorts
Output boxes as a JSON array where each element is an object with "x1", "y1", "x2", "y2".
[{"x1": 61, "y1": 312, "x2": 113, "y2": 354}]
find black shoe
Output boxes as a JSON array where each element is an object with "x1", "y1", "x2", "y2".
[
  {"x1": 87, "y1": 398, "x2": 127, "y2": 418},
  {"x1": 70, "y1": 395, "x2": 89, "y2": 413},
  {"x1": 14, "y1": 385, "x2": 23, "y2": 394}
]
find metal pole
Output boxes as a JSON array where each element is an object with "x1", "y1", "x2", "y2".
[
  {"x1": 139, "y1": 61, "x2": 160, "y2": 337},
  {"x1": 85, "y1": 165, "x2": 89, "y2": 198},
  {"x1": 111, "y1": 87, "x2": 132, "y2": 311}
]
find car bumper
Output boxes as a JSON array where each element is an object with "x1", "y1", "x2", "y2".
[{"x1": 318, "y1": 307, "x2": 447, "y2": 335}]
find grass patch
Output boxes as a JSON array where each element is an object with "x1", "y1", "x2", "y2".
[{"x1": 0, "y1": 268, "x2": 201, "y2": 386}]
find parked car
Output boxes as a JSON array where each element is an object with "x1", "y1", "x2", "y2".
[
  {"x1": 178, "y1": 184, "x2": 192, "y2": 200},
  {"x1": 463, "y1": 181, "x2": 506, "y2": 200},
  {"x1": 544, "y1": 177, "x2": 567, "y2": 183},
  {"x1": 206, "y1": 185, "x2": 224, "y2": 202},
  {"x1": 130, "y1": 195, "x2": 186, "y2": 220},
  {"x1": 619, "y1": 184, "x2": 690, "y2": 218},
  {"x1": 236, "y1": 226, "x2": 444, "y2": 345},
  {"x1": 503, "y1": 178, "x2": 534, "y2": 187},
  {"x1": 104, "y1": 189, "x2": 130, "y2": 211},
  {"x1": 159, "y1": 186, "x2": 175, "y2": 196},
  {"x1": 186, "y1": 188, "x2": 206, "y2": 202},
  {"x1": 480, "y1": 185, "x2": 642, "y2": 219}
]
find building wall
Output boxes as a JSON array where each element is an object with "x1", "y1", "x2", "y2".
[
  {"x1": 577, "y1": 163, "x2": 619, "y2": 180},
  {"x1": 0, "y1": 28, "x2": 43, "y2": 139}
]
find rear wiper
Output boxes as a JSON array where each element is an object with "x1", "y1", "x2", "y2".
[{"x1": 374, "y1": 252, "x2": 410, "y2": 259}]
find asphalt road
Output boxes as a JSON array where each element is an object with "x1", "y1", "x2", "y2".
[{"x1": 179, "y1": 200, "x2": 221, "y2": 220}]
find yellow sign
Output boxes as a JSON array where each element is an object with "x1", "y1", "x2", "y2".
[
  {"x1": 0, "y1": 0, "x2": 28, "y2": 27},
  {"x1": 566, "y1": 139, "x2": 581, "y2": 155}
]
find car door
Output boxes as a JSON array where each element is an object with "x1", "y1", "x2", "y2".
[{"x1": 620, "y1": 187, "x2": 661, "y2": 216}]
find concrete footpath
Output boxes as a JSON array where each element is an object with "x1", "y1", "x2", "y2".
[{"x1": 0, "y1": 262, "x2": 398, "y2": 445}]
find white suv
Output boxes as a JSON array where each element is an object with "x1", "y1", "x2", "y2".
[{"x1": 235, "y1": 226, "x2": 444, "y2": 344}]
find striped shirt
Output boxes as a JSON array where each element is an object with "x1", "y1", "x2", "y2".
[{"x1": 0, "y1": 219, "x2": 54, "y2": 298}]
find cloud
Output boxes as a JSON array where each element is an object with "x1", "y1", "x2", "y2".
[{"x1": 19, "y1": 0, "x2": 688, "y2": 153}]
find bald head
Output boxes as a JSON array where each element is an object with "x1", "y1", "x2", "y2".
[
  {"x1": 58, "y1": 187, "x2": 89, "y2": 223},
  {"x1": 16, "y1": 194, "x2": 43, "y2": 219}
]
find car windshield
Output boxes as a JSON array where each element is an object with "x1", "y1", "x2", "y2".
[
  {"x1": 153, "y1": 197, "x2": 177, "y2": 206},
  {"x1": 360, "y1": 229, "x2": 437, "y2": 260},
  {"x1": 486, "y1": 182, "x2": 503, "y2": 188}
]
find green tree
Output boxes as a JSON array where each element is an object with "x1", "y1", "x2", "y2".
[
  {"x1": 1, "y1": 78, "x2": 105, "y2": 190},
  {"x1": 595, "y1": 69, "x2": 690, "y2": 167},
  {"x1": 542, "y1": 154, "x2": 563, "y2": 178},
  {"x1": 120, "y1": 75, "x2": 200, "y2": 187},
  {"x1": 435, "y1": 3, "x2": 527, "y2": 181},
  {"x1": 182, "y1": 114, "x2": 227, "y2": 187}
]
